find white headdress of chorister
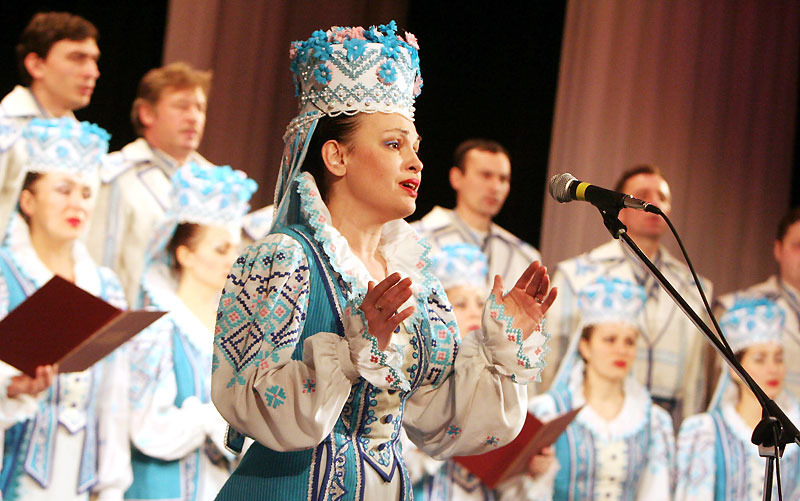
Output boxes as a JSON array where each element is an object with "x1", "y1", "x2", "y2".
[
  {"x1": 708, "y1": 297, "x2": 786, "y2": 409},
  {"x1": 551, "y1": 276, "x2": 648, "y2": 390},
  {"x1": 430, "y1": 243, "x2": 488, "y2": 292},
  {"x1": 22, "y1": 117, "x2": 110, "y2": 178},
  {"x1": 139, "y1": 162, "x2": 257, "y2": 308},
  {"x1": 271, "y1": 21, "x2": 422, "y2": 232}
]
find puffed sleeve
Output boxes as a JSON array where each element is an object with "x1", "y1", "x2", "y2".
[
  {"x1": 674, "y1": 413, "x2": 717, "y2": 501},
  {"x1": 128, "y1": 317, "x2": 226, "y2": 461},
  {"x1": 636, "y1": 405, "x2": 675, "y2": 501},
  {"x1": 402, "y1": 292, "x2": 550, "y2": 459},
  {"x1": 211, "y1": 234, "x2": 359, "y2": 451}
]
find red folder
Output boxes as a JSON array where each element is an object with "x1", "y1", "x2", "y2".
[
  {"x1": 0, "y1": 275, "x2": 165, "y2": 376},
  {"x1": 453, "y1": 406, "x2": 582, "y2": 489}
]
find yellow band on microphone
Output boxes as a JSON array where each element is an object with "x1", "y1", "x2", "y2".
[{"x1": 576, "y1": 182, "x2": 590, "y2": 201}]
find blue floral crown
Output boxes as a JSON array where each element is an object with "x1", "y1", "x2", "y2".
[
  {"x1": 22, "y1": 117, "x2": 109, "y2": 176},
  {"x1": 168, "y1": 162, "x2": 257, "y2": 227},
  {"x1": 430, "y1": 243, "x2": 488, "y2": 291},
  {"x1": 576, "y1": 277, "x2": 647, "y2": 329},
  {"x1": 720, "y1": 297, "x2": 784, "y2": 354},
  {"x1": 289, "y1": 21, "x2": 422, "y2": 123}
]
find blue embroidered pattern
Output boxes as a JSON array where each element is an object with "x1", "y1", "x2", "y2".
[{"x1": 264, "y1": 385, "x2": 287, "y2": 409}]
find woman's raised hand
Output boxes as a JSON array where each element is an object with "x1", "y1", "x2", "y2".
[
  {"x1": 492, "y1": 261, "x2": 557, "y2": 339},
  {"x1": 359, "y1": 272, "x2": 415, "y2": 351},
  {"x1": 6, "y1": 364, "x2": 57, "y2": 398}
]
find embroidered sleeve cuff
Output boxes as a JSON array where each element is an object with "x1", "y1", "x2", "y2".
[
  {"x1": 342, "y1": 301, "x2": 411, "y2": 392},
  {"x1": 480, "y1": 293, "x2": 551, "y2": 384}
]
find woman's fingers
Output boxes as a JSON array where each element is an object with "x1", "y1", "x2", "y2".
[{"x1": 512, "y1": 261, "x2": 540, "y2": 290}]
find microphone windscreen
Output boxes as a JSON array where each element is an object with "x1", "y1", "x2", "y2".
[{"x1": 549, "y1": 173, "x2": 577, "y2": 203}]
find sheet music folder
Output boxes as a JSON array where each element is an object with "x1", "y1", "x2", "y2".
[
  {"x1": 0, "y1": 275, "x2": 165, "y2": 376},
  {"x1": 453, "y1": 406, "x2": 582, "y2": 489}
]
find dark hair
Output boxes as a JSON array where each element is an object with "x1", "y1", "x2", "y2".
[
  {"x1": 18, "y1": 171, "x2": 44, "y2": 225},
  {"x1": 301, "y1": 114, "x2": 362, "y2": 201},
  {"x1": 452, "y1": 138, "x2": 510, "y2": 172},
  {"x1": 16, "y1": 12, "x2": 99, "y2": 86},
  {"x1": 777, "y1": 208, "x2": 800, "y2": 242},
  {"x1": 613, "y1": 164, "x2": 663, "y2": 193},
  {"x1": 131, "y1": 62, "x2": 213, "y2": 136},
  {"x1": 166, "y1": 223, "x2": 204, "y2": 272}
]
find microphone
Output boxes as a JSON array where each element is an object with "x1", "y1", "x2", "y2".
[{"x1": 548, "y1": 173, "x2": 659, "y2": 213}]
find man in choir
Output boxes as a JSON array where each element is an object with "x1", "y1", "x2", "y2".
[
  {"x1": 412, "y1": 138, "x2": 541, "y2": 289},
  {"x1": 87, "y1": 62, "x2": 214, "y2": 303},
  {"x1": 544, "y1": 165, "x2": 713, "y2": 423},
  {"x1": 714, "y1": 207, "x2": 800, "y2": 399},
  {"x1": 0, "y1": 11, "x2": 100, "y2": 239}
]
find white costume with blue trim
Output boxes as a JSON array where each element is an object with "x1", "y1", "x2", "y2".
[
  {"x1": 412, "y1": 206, "x2": 541, "y2": 291},
  {"x1": 545, "y1": 240, "x2": 713, "y2": 421},
  {"x1": 86, "y1": 137, "x2": 213, "y2": 303},
  {"x1": 125, "y1": 163, "x2": 255, "y2": 501},
  {"x1": 675, "y1": 297, "x2": 800, "y2": 500}
]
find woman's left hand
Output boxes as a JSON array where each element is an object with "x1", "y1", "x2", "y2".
[{"x1": 491, "y1": 261, "x2": 557, "y2": 339}]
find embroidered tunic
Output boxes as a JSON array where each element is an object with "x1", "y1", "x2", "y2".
[
  {"x1": 715, "y1": 276, "x2": 800, "y2": 399},
  {"x1": 0, "y1": 215, "x2": 131, "y2": 501},
  {"x1": 545, "y1": 240, "x2": 713, "y2": 420},
  {"x1": 497, "y1": 364, "x2": 675, "y2": 501},
  {"x1": 211, "y1": 173, "x2": 550, "y2": 500},
  {"x1": 675, "y1": 394, "x2": 800, "y2": 500},
  {"x1": 86, "y1": 138, "x2": 213, "y2": 304},
  {"x1": 125, "y1": 261, "x2": 232, "y2": 501},
  {"x1": 412, "y1": 206, "x2": 541, "y2": 291}
]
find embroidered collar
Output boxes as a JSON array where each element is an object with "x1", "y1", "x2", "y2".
[
  {"x1": 295, "y1": 172, "x2": 437, "y2": 299},
  {"x1": 0, "y1": 86, "x2": 74, "y2": 120},
  {"x1": 2, "y1": 213, "x2": 101, "y2": 296}
]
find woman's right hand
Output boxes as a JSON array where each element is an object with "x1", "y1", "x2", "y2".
[
  {"x1": 359, "y1": 272, "x2": 415, "y2": 351},
  {"x1": 7, "y1": 364, "x2": 57, "y2": 398},
  {"x1": 528, "y1": 446, "x2": 556, "y2": 478}
]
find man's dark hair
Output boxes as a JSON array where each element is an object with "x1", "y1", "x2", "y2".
[
  {"x1": 777, "y1": 208, "x2": 800, "y2": 242},
  {"x1": 613, "y1": 164, "x2": 663, "y2": 193},
  {"x1": 452, "y1": 138, "x2": 510, "y2": 172},
  {"x1": 16, "y1": 12, "x2": 98, "y2": 85}
]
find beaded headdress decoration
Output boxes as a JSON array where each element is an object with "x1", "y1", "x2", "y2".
[
  {"x1": 272, "y1": 21, "x2": 422, "y2": 232},
  {"x1": 709, "y1": 297, "x2": 786, "y2": 409},
  {"x1": 22, "y1": 117, "x2": 109, "y2": 176},
  {"x1": 140, "y1": 162, "x2": 257, "y2": 306},
  {"x1": 430, "y1": 243, "x2": 488, "y2": 291},
  {"x1": 551, "y1": 277, "x2": 647, "y2": 389}
]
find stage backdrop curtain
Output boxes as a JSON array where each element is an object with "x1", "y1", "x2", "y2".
[
  {"x1": 540, "y1": 0, "x2": 800, "y2": 297},
  {"x1": 161, "y1": 0, "x2": 407, "y2": 209}
]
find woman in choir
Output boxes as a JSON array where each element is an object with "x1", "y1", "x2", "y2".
[
  {"x1": 498, "y1": 277, "x2": 675, "y2": 500},
  {"x1": 125, "y1": 162, "x2": 256, "y2": 501},
  {"x1": 675, "y1": 297, "x2": 800, "y2": 500},
  {"x1": 210, "y1": 22, "x2": 557, "y2": 500},
  {"x1": 0, "y1": 118, "x2": 130, "y2": 500}
]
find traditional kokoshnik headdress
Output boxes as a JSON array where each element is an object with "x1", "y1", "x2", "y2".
[
  {"x1": 272, "y1": 21, "x2": 422, "y2": 232},
  {"x1": 550, "y1": 277, "x2": 648, "y2": 390},
  {"x1": 139, "y1": 162, "x2": 257, "y2": 308},
  {"x1": 430, "y1": 243, "x2": 489, "y2": 292},
  {"x1": 22, "y1": 117, "x2": 109, "y2": 177},
  {"x1": 708, "y1": 297, "x2": 786, "y2": 409}
]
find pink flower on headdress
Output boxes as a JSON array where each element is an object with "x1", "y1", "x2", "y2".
[
  {"x1": 413, "y1": 75, "x2": 423, "y2": 96},
  {"x1": 332, "y1": 27, "x2": 348, "y2": 43},
  {"x1": 405, "y1": 32, "x2": 419, "y2": 50},
  {"x1": 289, "y1": 42, "x2": 301, "y2": 60}
]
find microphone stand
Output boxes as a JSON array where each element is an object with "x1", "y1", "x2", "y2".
[{"x1": 595, "y1": 205, "x2": 800, "y2": 501}]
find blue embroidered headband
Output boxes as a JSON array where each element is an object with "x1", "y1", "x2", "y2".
[
  {"x1": 430, "y1": 243, "x2": 488, "y2": 291},
  {"x1": 168, "y1": 162, "x2": 257, "y2": 227},
  {"x1": 22, "y1": 117, "x2": 109, "y2": 177},
  {"x1": 576, "y1": 277, "x2": 647, "y2": 330},
  {"x1": 719, "y1": 297, "x2": 784, "y2": 354},
  {"x1": 272, "y1": 21, "x2": 422, "y2": 233}
]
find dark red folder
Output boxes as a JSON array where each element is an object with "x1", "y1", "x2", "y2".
[
  {"x1": 453, "y1": 406, "x2": 582, "y2": 489},
  {"x1": 0, "y1": 275, "x2": 164, "y2": 376}
]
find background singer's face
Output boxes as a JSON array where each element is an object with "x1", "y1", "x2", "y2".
[
  {"x1": 617, "y1": 173, "x2": 671, "y2": 241},
  {"x1": 775, "y1": 221, "x2": 800, "y2": 290}
]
